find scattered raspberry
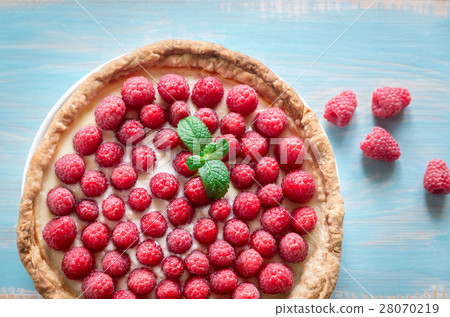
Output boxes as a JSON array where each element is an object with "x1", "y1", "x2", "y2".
[
  {"x1": 102, "y1": 251, "x2": 131, "y2": 277},
  {"x1": 156, "y1": 279, "x2": 182, "y2": 299},
  {"x1": 232, "y1": 283, "x2": 260, "y2": 299},
  {"x1": 81, "y1": 271, "x2": 114, "y2": 299},
  {"x1": 257, "y1": 184, "x2": 283, "y2": 207},
  {"x1": 208, "y1": 239, "x2": 236, "y2": 267},
  {"x1": 260, "y1": 207, "x2": 290, "y2": 235},
  {"x1": 161, "y1": 256, "x2": 184, "y2": 279},
  {"x1": 254, "y1": 157, "x2": 279, "y2": 185},
  {"x1": 423, "y1": 159, "x2": 450, "y2": 195},
  {"x1": 275, "y1": 137, "x2": 305, "y2": 171},
  {"x1": 184, "y1": 276, "x2": 210, "y2": 299},
  {"x1": 184, "y1": 177, "x2": 211, "y2": 206},
  {"x1": 223, "y1": 218, "x2": 250, "y2": 247},
  {"x1": 215, "y1": 134, "x2": 239, "y2": 162},
  {"x1": 75, "y1": 200, "x2": 99, "y2": 222},
  {"x1": 210, "y1": 269, "x2": 238, "y2": 294},
  {"x1": 258, "y1": 262, "x2": 294, "y2": 295},
  {"x1": 61, "y1": 247, "x2": 94, "y2": 280},
  {"x1": 140, "y1": 211, "x2": 168, "y2": 238},
  {"x1": 324, "y1": 90, "x2": 357, "y2": 127},
  {"x1": 226, "y1": 84, "x2": 258, "y2": 115},
  {"x1": 185, "y1": 251, "x2": 210, "y2": 276},
  {"x1": 193, "y1": 217, "x2": 218, "y2": 245},
  {"x1": 46, "y1": 187, "x2": 75, "y2": 216},
  {"x1": 209, "y1": 199, "x2": 231, "y2": 222},
  {"x1": 173, "y1": 151, "x2": 195, "y2": 177},
  {"x1": 282, "y1": 170, "x2": 316, "y2": 203},
  {"x1": 42, "y1": 216, "x2": 76, "y2": 251},
  {"x1": 158, "y1": 74, "x2": 190, "y2": 103},
  {"x1": 291, "y1": 206, "x2": 317, "y2": 235},
  {"x1": 54, "y1": 154, "x2": 85, "y2": 184},
  {"x1": 132, "y1": 145, "x2": 156, "y2": 172},
  {"x1": 136, "y1": 239, "x2": 164, "y2": 266},
  {"x1": 254, "y1": 108, "x2": 287, "y2": 137},
  {"x1": 360, "y1": 127, "x2": 401, "y2": 162},
  {"x1": 250, "y1": 229, "x2": 277, "y2": 258},
  {"x1": 102, "y1": 195, "x2": 125, "y2": 221},
  {"x1": 81, "y1": 171, "x2": 108, "y2": 197},
  {"x1": 139, "y1": 104, "x2": 166, "y2": 129},
  {"x1": 220, "y1": 112, "x2": 246, "y2": 137},
  {"x1": 94, "y1": 95, "x2": 126, "y2": 130},
  {"x1": 112, "y1": 290, "x2": 137, "y2": 299},
  {"x1": 127, "y1": 268, "x2": 156, "y2": 296},
  {"x1": 166, "y1": 229, "x2": 192, "y2": 254},
  {"x1": 112, "y1": 221, "x2": 140, "y2": 249},
  {"x1": 121, "y1": 76, "x2": 155, "y2": 108},
  {"x1": 233, "y1": 192, "x2": 260, "y2": 221},
  {"x1": 116, "y1": 119, "x2": 145, "y2": 145},
  {"x1": 153, "y1": 128, "x2": 180, "y2": 150},
  {"x1": 128, "y1": 188, "x2": 152, "y2": 212},
  {"x1": 230, "y1": 164, "x2": 255, "y2": 189},
  {"x1": 239, "y1": 131, "x2": 268, "y2": 162},
  {"x1": 73, "y1": 126, "x2": 102, "y2": 156},
  {"x1": 235, "y1": 248, "x2": 263, "y2": 278},
  {"x1": 168, "y1": 101, "x2": 190, "y2": 127},
  {"x1": 81, "y1": 222, "x2": 110, "y2": 252},
  {"x1": 372, "y1": 87, "x2": 411, "y2": 118},
  {"x1": 150, "y1": 172, "x2": 179, "y2": 200},
  {"x1": 95, "y1": 142, "x2": 124, "y2": 167},
  {"x1": 279, "y1": 232, "x2": 308, "y2": 263},
  {"x1": 192, "y1": 77, "x2": 224, "y2": 108},
  {"x1": 194, "y1": 108, "x2": 219, "y2": 133},
  {"x1": 111, "y1": 165, "x2": 137, "y2": 190}
]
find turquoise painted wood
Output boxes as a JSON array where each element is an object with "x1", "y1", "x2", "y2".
[{"x1": 0, "y1": 0, "x2": 448, "y2": 298}]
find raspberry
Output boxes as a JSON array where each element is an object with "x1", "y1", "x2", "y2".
[
  {"x1": 121, "y1": 76, "x2": 155, "y2": 108},
  {"x1": 192, "y1": 77, "x2": 224, "y2": 108},
  {"x1": 239, "y1": 131, "x2": 268, "y2": 162},
  {"x1": 230, "y1": 164, "x2": 255, "y2": 189},
  {"x1": 184, "y1": 177, "x2": 210, "y2": 206},
  {"x1": 168, "y1": 101, "x2": 190, "y2": 127},
  {"x1": 111, "y1": 165, "x2": 137, "y2": 190},
  {"x1": 226, "y1": 84, "x2": 258, "y2": 115},
  {"x1": 46, "y1": 187, "x2": 75, "y2": 216},
  {"x1": 282, "y1": 170, "x2": 315, "y2": 203},
  {"x1": 210, "y1": 269, "x2": 238, "y2": 294},
  {"x1": 94, "y1": 95, "x2": 126, "y2": 130},
  {"x1": 185, "y1": 251, "x2": 210, "y2": 276},
  {"x1": 127, "y1": 268, "x2": 156, "y2": 296},
  {"x1": 194, "y1": 108, "x2": 219, "y2": 133},
  {"x1": 173, "y1": 151, "x2": 195, "y2": 177},
  {"x1": 423, "y1": 159, "x2": 450, "y2": 195},
  {"x1": 257, "y1": 184, "x2": 283, "y2": 207},
  {"x1": 156, "y1": 279, "x2": 182, "y2": 299},
  {"x1": 102, "y1": 251, "x2": 131, "y2": 277},
  {"x1": 140, "y1": 211, "x2": 168, "y2": 238},
  {"x1": 275, "y1": 137, "x2": 305, "y2": 171},
  {"x1": 81, "y1": 271, "x2": 114, "y2": 299},
  {"x1": 167, "y1": 198, "x2": 194, "y2": 226},
  {"x1": 139, "y1": 104, "x2": 166, "y2": 129},
  {"x1": 235, "y1": 248, "x2": 263, "y2": 278},
  {"x1": 81, "y1": 171, "x2": 108, "y2": 197},
  {"x1": 360, "y1": 127, "x2": 401, "y2": 162},
  {"x1": 112, "y1": 221, "x2": 140, "y2": 249},
  {"x1": 215, "y1": 134, "x2": 239, "y2": 162},
  {"x1": 116, "y1": 119, "x2": 145, "y2": 145},
  {"x1": 113, "y1": 290, "x2": 137, "y2": 299},
  {"x1": 208, "y1": 239, "x2": 236, "y2": 267},
  {"x1": 193, "y1": 217, "x2": 218, "y2": 245},
  {"x1": 150, "y1": 172, "x2": 179, "y2": 200},
  {"x1": 136, "y1": 239, "x2": 164, "y2": 266},
  {"x1": 102, "y1": 195, "x2": 125, "y2": 221},
  {"x1": 153, "y1": 128, "x2": 180, "y2": 150},
  {"x1": 54, "y1": 154, "x2": 85, "y2": 184},
  {"x1": 220, "y1": 112, "x2": 246, "y2": 137},
  {"x1": 232, "y1": 283, "x2": 260, "y2": 299},
  {"x1": 61, "y1": 247, "x2": 94, "y2": 280},
  {"x1": 95, "y1": 142, "x2": 124, "y2": 167},
  {"x1": 81, "y1": 222, "x2": 110, "y2": 252},
  {"x1": 291, "y1": 206, "x2": 317, "y2": 235},
  {"x1": 132, "y1": 145, "x2": 157, "y2": 172},
  {"x1": 254, "y1": 108, "x2": 287, "y2": 137},
  {"x1": 223, "y1": 218, "x2": 250, "y2": 246},
  {"x1": 208, "y1": 199, "x2": 231, "y2": 222},
  {"x1": 258, "y1": 262, "x2": 294, "y2": 295},
  {"x1": 260, "y1": 207, "x2": 290, "y2": 235},
  {"x1": 166, "y1": 228, "x2": 192, "y2": 254},
  {"x1": 372, "y1": 87, "x2": 411, "y2": 118},
  {"x1": 157, "y1": 74, "x2": 190, "y2": 103},
  {"x1": 233, "y1": 192, "x2": 260, "y2": 221},
  {"x1": 42, "y1": 216, "x2": 76, "y2": 251},
  {"x1": 73, "y1": 126, "x2": 102, "y2": 156},
  {"x1": 75, "y1": 200, "x2": 99, "y2": 222},
  {"x1": 254, "y1": 157, "x2": 279, "y2": 185},
  {"x1": 324, "y1": 90, "x2": 357, "y2": 127},
  {"x1": 161, "y1": 256, "x2": 184, "y2": 279},
  {"x1": 279, "y1": 232, "x2": 308, "y2": 263},
  {"x1": 127, "y1": 188, "x2": 152, "y2": 212},
  {"x1": 250, "y1": 229, "x2": 277, "y2": 258},
  {"x1": 184, "y1": 277, "x2": 210, "y2": 299}
]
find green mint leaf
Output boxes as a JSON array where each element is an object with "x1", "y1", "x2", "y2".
[
  {"x1": 186, "y1": 155, "x2": 205, "y2": 171},
  {"x1": 177, "y1": 116, "x2": 212, "y2": 155},
  {"x1": 198, "y1": 160, "x2": 230, "y2": 199},
  {"x1": 201, "y1": 138, "x2": 229, "y2": 161}
]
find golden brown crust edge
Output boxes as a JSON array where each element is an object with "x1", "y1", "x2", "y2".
[{"x1": 17, "y1": 39, "x2": 344, "y2": 299}]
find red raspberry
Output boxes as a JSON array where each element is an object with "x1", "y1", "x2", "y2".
[
  {"x1": 166, "y1": 228, "x2": 192, "y2": 254},
  {"x1": 150, "y1": 172, "x2": 179, "y2": 200},
  {"x1": 282, "y1": 170, "x2": 315, "y2": 203},
  {"x1": 250, "y1": 229, "x2": 277, "y2": 258},
  {"x1": 173, "y1": 151, "x2": 195, "y2": 177},
  {"x1": 102, "y1": 251, "x2": 131, "y2": 277},
  {"x1": 46, "y1": 187, "x2": 75, "y2": 216},
  {"x1": 136, "y1": 239, "x2": 164, "y2": 266},
  {"x1": 279, "y1": 232, "x2": 308, "y2": 263},
  {"x1": 223, "y1": 218, "x2": 250, "y2": 246},
  {"x1": 54, "y1": 154, "x2": 85, "y2": 184},
  {"x1": 157, "y1": 74, "x2": 190, "y2": 102},
  {"x1": 360, "y1": 127, "x2": 401, "y2": 162},
  {"x1": 260, "y1": 207, "x2": 290, "y2": 235},
  {"x1": 156, "y1": 279, "x2": 182, "y2": 299},
  {"x1": 192, "y1": 77, "x2": 224, "y2": 108},
  {"x1": 210, "y1": 269, "x2": 238, "y2": 294},
  {"x1": 128, "y1": 188, "x2": 152, "y2": 212},
  {"x1": 42, "y1": 216, "x2": 76, "y2": 251},
  {"x1": 94, "y1": 95, "x2": 126, "y2": 130},
  {"x1": 167, "y1": 198, "x2": 194, "y2": 226},
  {"x1": 139, "y1": 104, "x2": 166, "y2": 129},
  {"x1": 257, "y1": 184, "x2": 283, "y2": 207},
  {"x1": 75, "y1": 200, "x2": 99, "y2": 222},
  {"x1": 111, "y1": 165, "x2": 137, "y2": 190},
  {"x1": 215, "y1": 134, "x2": 239, "y2": 162},
  {"x1": 168, "y1": 101, "x2": 190, "y2": 127},
  {"x1": 61, "y1": 247, "x2": 94, "y2": 280},
  {"x1": 324, "y1": 90, "x2": 357, "y2": 127},
  {"x1": 193, "y1": 217, "x2": 218, "y2": 245},
  {"x1": 184, "y1": 277, "x2": 210, "y2": 299},
  {"x1": 275, "y1": 137, "x2": 305, "y2": 171},
  {"x1": 116, "y1": 119, "x2": 145, "y2": 145},
  {"x1": 132, "y1": 145, "x2": 156, "y2": 172},
  {"x1": 81, "y1": 170, "x2": 108, "y2": 197},
  {"x1": 208, "y1": 199, "x2": 231, "y2": 222},
  {"x1": 102, "y1": 195, "x2": 125, "y2": 221},
  {"x1": 140, "y1": 211, "x2": 168, "y2": 238},
  {"x1": 226, "y1": 84, "x2": 258, "y2": 115},
  {"x1": 161, "y1": 256, "x2": 184, "y2": 279},
  {"x1": 95, "y1": 142, "x2": 124, "y2": 167},
  {"x1": 239, "y1": 131, "x2": 268, "y2": 162},
  {"x1": 112, "y1": 221, "x2": 140, "y2": 249},
  {"x1": 113, "y1": 290, "x2": 137, "y2": 299},
  {"x1": 423, "y1": 159, "x2": 450, "y2": 195},
  {"x1": 372, "y1": 87, "x2": 411, "y2": 118},
  {"x1": 127, "y1": 268, "x2": 156, "y2": 296},
  {"x1": 230, "y1": 164, "x2": 255, "y2": 189},
  {"x1": 258, "y1": 262, "x2": 294, "y2": 295},
  {"x1": 232, "y1": 283, "x2": 260, "y2": 299},
  {"x1": 153, "y1": 128, "x2": 180, "y2": 150},
  {"x1": 233, "y1": 192, "x2": 260, "y2": 221},
  {"x1": 194, "y1": 108, "x2": 219, "y2": 133},
  {"x1": 73, "y1": 126, "x2": 102, "y2": 156},
  {"x1": 254, "y1": 108, "x2": 287, "y2": 137},
  {"x1": 81, "y1": 271, "x2": 114, "y2": 299},
  {"x1": 208, "y1": 239, "x2": 236, "y2": 267},
  {"x1": 184, "y1": 177, "x2": 210, "y2": 206},
  {"x1": 235, "y1": 248, "x2": 263, "y2": 278},
  {"x1": 291, "y1": 206, "x2": 317, "y2": 235},
  {"x1": 185, "y1": 251, "x2": 210, "y2": 276},
  {"x1": 121, "y1": 76, "x2": 155, "y2": 108},
  {"x1": 81, "y1": 222, "x2": 110, "y2": 252},
  {"x1": 254, "y1": 157, "x2": 279, "y2": 185},
  {"x1": 220, "y1": 112, "x2": 246, "y2": 137}
]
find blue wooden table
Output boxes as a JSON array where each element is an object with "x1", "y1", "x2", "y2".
[{"x1": 0, "y1": 0, "x2": 448, "y2": 298}]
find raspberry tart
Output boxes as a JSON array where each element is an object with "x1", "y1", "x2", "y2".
[{"x1": 18, "y1": 40, "x2": 344, "y2": 299}]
